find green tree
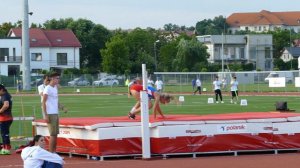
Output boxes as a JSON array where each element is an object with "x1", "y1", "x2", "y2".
[
  {"x1": 0, "y1": 22, "x2": 14, "y2": 37},
  {"x1": 159, "y1": 40, "x2": 178, "y2": 71},
  {"x1": 43, "y1": 18, "x2": 74, "y2": 29},
  {"x1": 175, "y1": 38, "x2": 209, "y2": 71},
  {"x1": 66, "y1": 19, "x2": 111, "y2": 73},
  {"x1": 125, "y1": 28, "x2": 156, "y2": 73},
  {"x1": 101, "y1": 35, "x2": 130, "y2": 74},
  {"x1": 195, "y1": 16, "x2": 228, "y2": 35}
]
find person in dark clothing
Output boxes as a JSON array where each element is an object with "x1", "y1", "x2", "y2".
[{"x1": 0, "y1": 84, "x2": 13, "y2": 155}]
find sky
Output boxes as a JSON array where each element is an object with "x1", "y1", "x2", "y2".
[{"x1": 1, "y1": 0, "x2": 299, "y2": 30}]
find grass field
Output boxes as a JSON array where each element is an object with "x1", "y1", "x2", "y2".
[{"x1": 10, "y1": 92, "x2": 300, "y2": 143}]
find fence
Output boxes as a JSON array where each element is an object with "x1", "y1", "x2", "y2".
[
  {"x1": 1, "y1": 70, "x2": 300, "y2": 94},
  {"x1": 154, "y1": 70, "x2": 300, "y2": 93}
]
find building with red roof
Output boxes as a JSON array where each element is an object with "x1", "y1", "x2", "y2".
[
  {"x1": 227, "y1": 10, "x2": 300, "y2": 34},
  {"x1": 0, "y1": 28, "x2": 81, "y2": 76}
]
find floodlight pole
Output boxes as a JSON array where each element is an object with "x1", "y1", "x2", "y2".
[
  {"x1": 154, "y1": 40, "x2": 159, "y2": 71},
  {"x1": 221, "y1": 33, "x2": 224, "y2": 77},
  {"x1": 22, "y1": 0, "x2": 31, "y2": 90},
  {"x1": 298, "y1": 56, "x2": 300, "y2": 77},
  {"x1": 141, "y1": 64, "x2": 151, "y2": 159}
]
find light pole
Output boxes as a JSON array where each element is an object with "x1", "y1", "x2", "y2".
[
  {"x1": 289, "y1": 28, "x2": 292, "y2": 69},
  {"x1": 22, "y1": 0, "x2": 31, "y2": 90},
  {"x1": 221, "y1": 33, "x2": 224, "y2": 74},
  {"x1": 154, "y1": 40, "x2": 159, "y2": 71}
]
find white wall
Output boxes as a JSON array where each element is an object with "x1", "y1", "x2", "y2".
[
  {"x1": 30, "y1": 47, "x2": 51, "y2": 70},
  {"x1": 49, "y1": 47, "x2": 80, "y2": 69},
  {"x1": 0, "y1": 38, "x2": 22, "y2": 57}
]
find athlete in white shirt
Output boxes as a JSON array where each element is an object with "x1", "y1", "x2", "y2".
[
  {"x1": 42, "y1": 72, "x2": 60, "y2": 153},
  {"x1": 212, "y1": 76, "x2": 224, "y2": 103},
  {"x1": 21, "y1": 135, "x2": 64, "y2": 168},
  {"x1": 230, "y1": 76, "x2": 239, "y2": 104},
  {"x1": 193, "y1": 78, "x2": 202, "y2": 95},
  {"x1": 38, "y1": 75, "x2": 50, "y2": 119},
  {"x1": 155, "y1": 79, "x2": 163, "y2": 92}
]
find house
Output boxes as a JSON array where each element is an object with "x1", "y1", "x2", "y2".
[
  {"x1": 281, "y1": 47, "x2": 300, "y2": 62},
  {"x1": 0, "y1": 28, "x2": 81, "y2": 76},
  {"x1": 0, "y1": 37, "x2": 22, "y2": 76},
  {"x1": 197, "y1": 34, "x2": 273, "y2": 71},
  {"x1": 227, "y1": 10, "x2": 300, "y2": 34},
  {"x1": 293, "y1": 39, "x2": 300, "y2": 47}
]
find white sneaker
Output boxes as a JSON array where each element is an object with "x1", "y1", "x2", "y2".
[
  {"x1": 234, "y1": 102, "x2": 237, "y2": 104},
  {"x1": 221, "y1": 101, "x2": 224, "y2": 103},
  {"x1": 230, "y1": 100, "x2": 233, "y2": 103},
  {"x1": 216, "y1": 101, "x2": 219, "y2": 104}
]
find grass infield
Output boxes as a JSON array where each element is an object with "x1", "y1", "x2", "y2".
[{"x1": 9, "y1": 93, "x2": 300, "y2": 146}]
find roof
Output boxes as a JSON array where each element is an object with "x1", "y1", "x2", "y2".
[
  {"x1": 227, "y1": 10, "x2": 300, "y2": 27},
  {"x1": 285, "y1": 47, "x2": 300, "y2": 57},
  {"x1": 8, "y1": 28, "x2": 81, "y2": 47}
]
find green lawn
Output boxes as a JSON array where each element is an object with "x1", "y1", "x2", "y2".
[{"x1": 10, "y1": 93, "x2": 300, "y2": 142}]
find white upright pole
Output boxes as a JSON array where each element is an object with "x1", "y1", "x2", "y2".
[
  {"x1": 22, "y1": 0, "x2": 31, "y2": 90},
  {"x1": 141, "y1": 64, "x2": 151, "y2": 159}
]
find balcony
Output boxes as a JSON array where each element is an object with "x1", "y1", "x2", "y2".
[
  {"x1": 0, "y1": 56, "x2": 22, "y2": 63},
  {"x1": 49, "y1": 60, "x2": 79, "y2": 67}
]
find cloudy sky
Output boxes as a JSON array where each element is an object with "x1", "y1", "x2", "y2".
[{"x1": 1, "y1": 0, "x2": 299, "y2": 29}]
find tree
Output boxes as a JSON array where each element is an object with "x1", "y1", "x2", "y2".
[
  {"x1": 175, "y1": 38, "x2": 209, "y2": 72},
  {"x1": 0, "y1": 22, "x2": 14, "y2": 37},
  {"x1": 195, "y1": 16, "x2": 228, "y2": 35},
  {"x1": 159, "y1": 40, "x2": 178, "y2": 71},
  {"x1": 101, "y1": 35, "x2": 130, "y2": 74},
  {"x1": 125, "y1": 28, "x2": 156, "y2": 73},
  {"x1": 43, "y1": 18, "x2": 74, "y2": 29}
]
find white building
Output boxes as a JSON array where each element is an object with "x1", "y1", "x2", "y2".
[
  {"x1": 227, "y1": 10, "x2": 300, "y2": 34},
  {"x1": 281, "y1": 47, "x2": 300, "y2": 62},
  {"x1": 0, "y1": 37, "x2": 22, "y2": 76},
  {"x1": 0, "y1": 28, "x2": 81, "y2": 76},
  {"x1": 197, "y1": 34, "x2": 273, "y2": 71}
]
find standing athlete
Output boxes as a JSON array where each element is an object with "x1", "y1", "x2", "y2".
[{"x1": 212, "y1": 76, "x2": 224, "y2": 103}]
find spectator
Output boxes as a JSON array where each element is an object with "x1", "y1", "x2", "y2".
[{"x1": 21, "y1": 135, "x2": 64, "y2": 168}]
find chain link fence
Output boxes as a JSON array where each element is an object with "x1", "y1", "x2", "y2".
[{"x1": 1, "y1": 70, "x2": 300, "y2": 93}]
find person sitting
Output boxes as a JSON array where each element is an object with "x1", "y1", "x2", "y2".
[
  {"x1": 21, "y1": 135, "x2": 64, "y2": 168},
  {"x1": 128, "y1": 84, "x2": 174, "y2": 119}
]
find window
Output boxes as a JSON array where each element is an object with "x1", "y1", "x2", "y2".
[
  {"x1": 31, "y1": 53, "x2": 42, "y2": 61},
  {"x1": 265, "y1": 47, "x2": 271, "y2": 58},
  {"x1": 249, "y1": 47, "x2": 256, "y2": 59},
  {"x1": 214, "y1": 47, "x2": 220, "y2": 59},
  {"x1": 240, "y1": 48, "x2": 245, "y2": 59},
  {"x1": 8, "y1": 65, "x2": 20, "y2": 76},
  {"x1": 229, "y1": 47, "x2": 235, "y2": 59},
  {"x1": 57, "y1": 53, "x2": 67, "y2": 65},
  {"x1": 0, "y1": 48, "x2": 9, "y2": 61},
  {"x1": 263, "y1": 26, "x2": 267, "y2": 31},
  {"x1": 31, "y1": 69, "x2": 42, "y2": 73}
]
